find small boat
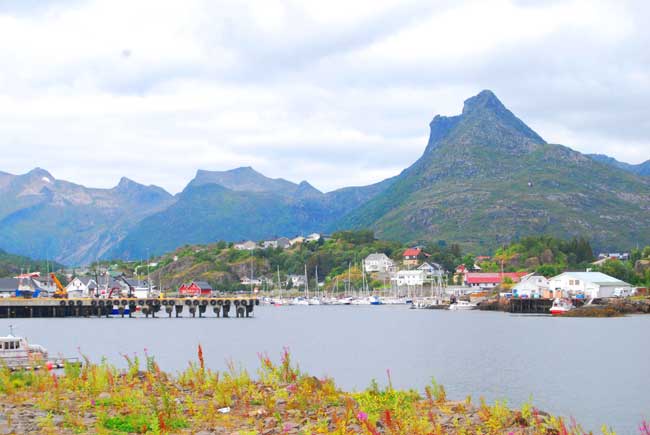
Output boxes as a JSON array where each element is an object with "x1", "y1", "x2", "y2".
[
  {"x1": 448, "y1": 300, "x2": 478, "y2": 311},
  {"x1": 550, "y1": 298, "x2": 574, "y2": 315},
  {"x1": 0, "y1": 326, "x2": 47, "y2": 370},
  {"x1": 291, "y1": 297, "x2": 310, "y2": 306}
]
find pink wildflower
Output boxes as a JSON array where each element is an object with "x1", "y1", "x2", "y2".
[{"x1": 357, "y1": 411, "x2": 368, "y2": 422}]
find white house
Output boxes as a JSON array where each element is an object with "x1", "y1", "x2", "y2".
[
  {"x1": 511, "y1": 273, "x2": 549, "y2": 298},
  {"x1": 363, "y1": 253, "x2": 395, "y2": 273},
  {"x1": 547, "y1": 272, "x2": 632, "y2": 299},
  {"x1": 234, "y1": 240, "x2": 257, "y2": 251},
  {"x1": 287, "y1": 274, "x2": 306, "y2": 287},
  {"x1": 261, "y1": 240, "x2": 278, "y2": 249},
  {"x1": 417, "y1": 262, "x2": 444, "y2": 278},
  {"x1": 66, "y1": 277, "x2": 98, "y2": 298},
  {"x1": 305, "y1": 233, "x2": 321, "y2": 242},
  {"x1": 241, "y1": 276, "x2": 262, "y2": 286},
  {"x1": 394, "y1": 270, "x2": 425, "y2": 286}
]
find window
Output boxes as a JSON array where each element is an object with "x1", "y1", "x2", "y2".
[{"x1": 575, "y1": 280, "x2": 580, "y2": 285}]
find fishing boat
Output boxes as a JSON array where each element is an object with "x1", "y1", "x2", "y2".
[
  {"x1": 448, "y1": 300, "x2": 478, "y2": 310},
  {"x1": 0, "y1": 326, "x2": 48, "y2": 370},
  {"x1": 549, "y1": 298, "x2": 574, "y2": 315}
]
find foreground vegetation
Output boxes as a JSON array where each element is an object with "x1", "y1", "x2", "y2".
[{"x1": 0, "y1": 349, "x2": 636, "y2": 434}]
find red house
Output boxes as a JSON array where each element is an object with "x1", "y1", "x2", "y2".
[
  {"x1": 403, "y1": 248, "x2": 429, "y2": 266},
  {"x1": 179, "y1": 281, "x2": 213, "y2": 297}
]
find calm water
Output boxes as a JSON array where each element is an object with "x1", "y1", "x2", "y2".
[{"x1": 2, "y1": 306, "x2": 648, "y2": 433}]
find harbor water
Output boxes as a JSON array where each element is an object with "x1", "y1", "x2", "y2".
[{"x1": 2, "y1": 305, "x2": 648, "y2": 433}]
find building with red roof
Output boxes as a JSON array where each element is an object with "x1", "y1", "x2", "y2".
[
  {"x1": 465, "y1": 272, "x2": 528, "y2": 289},
  {"x1": 402, "y1": 247, "x2": 429, "y2": 267}
]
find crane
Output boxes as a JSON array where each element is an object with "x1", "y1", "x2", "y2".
[{"x1": 50, "y1": 273, "x2": 67, "y2": 298}]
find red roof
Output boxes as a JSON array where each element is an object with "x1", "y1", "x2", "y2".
[
  {"x1": 403, "y1": 248, "x2": 422, "y2": 257},
  {"x1": 466, "y1": 272, "x2": 528, "y2": 284}
]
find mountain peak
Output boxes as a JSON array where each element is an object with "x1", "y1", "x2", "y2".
[
  {"x1": 117, "y1": 176, "x2": 136, "y2": 187},
  {"x1": 27, "y1": 167, "x2": 54, "y2": 182},
  {"x1": 462, "y1": 90, "x2": 506, "y2": 115}
]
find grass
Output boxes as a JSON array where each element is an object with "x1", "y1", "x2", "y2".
[{"x1": 0, "y1": 347, "x2": 636, "y2": 434}]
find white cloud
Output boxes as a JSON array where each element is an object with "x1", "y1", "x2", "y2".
[{"x1": 0, "y1": 0, "x2": 648, "y2": 194}]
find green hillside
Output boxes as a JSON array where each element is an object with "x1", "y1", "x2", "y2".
[
  {"x1": 0, "y1": 249, "x2": 64, "y2": 277},
  {"x1": 108, "y1": 169, "x2": 395, "y2": 260},
  {"x1": 338, "y1": 90, "x2": 650, "y2": 252}
]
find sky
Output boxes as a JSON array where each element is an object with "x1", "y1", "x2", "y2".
[{"x1": 0, "y1": 0, "x2": 648, "y2": 194}]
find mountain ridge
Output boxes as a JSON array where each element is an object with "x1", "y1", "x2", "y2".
[{"x1": 2, "y1": 90, "x2": 650, "y2": 263}]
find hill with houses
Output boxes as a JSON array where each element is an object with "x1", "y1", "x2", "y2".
[
  {"x1": 3, "y1": 233, "x2": 641, "y2": 300},
  {"x1": 1, "y1": 90, "x2": 649, "y2": 265}
]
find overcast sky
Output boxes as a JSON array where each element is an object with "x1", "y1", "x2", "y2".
[{"x1": 0, "y1": 0, "x2": 648, "y2": 193}]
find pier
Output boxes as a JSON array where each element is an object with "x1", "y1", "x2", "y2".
[
  {"x1": 479, "y1": 298, "x2": 585, "y2": 314},
  {"x1": 0, "y1": 297, "x2": 259, "y2": 319}
]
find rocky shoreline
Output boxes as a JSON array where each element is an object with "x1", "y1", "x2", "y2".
[{"x1": 0, "y1": 350, "x2": 611, "y2": 434}]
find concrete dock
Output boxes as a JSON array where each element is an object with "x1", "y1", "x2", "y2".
[{"x1": 0, "y1": 297, "x2": 259, "y2": 318}]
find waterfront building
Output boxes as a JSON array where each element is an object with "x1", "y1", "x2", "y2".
[
  {"x1": 547, "y1": 272, "x2": 632, "y2": 299},
  {"x1": 178, "y1": 281, "x2": 213, "y2": 297},
  {"x1": 465, "y1": 272, "x2": 528, "y2": 289},
  {"x1": 511, "y1": 273, "x2": 549, "y2": 298}
]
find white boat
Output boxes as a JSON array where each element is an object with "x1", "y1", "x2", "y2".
[
  {"x1": 291, "y1": 297, "x2": 310, "y2": 306},
  {"x1": 0, "y1": 327, "x2": 48, "y2": 370},
  {"x1": 550, "y1": 298, "x2": 574, "y2": 315},
  {"x1": 448, "y1": 300, "x2": 478, "y2": 310},
  {"x1": 308, "y1": 297, "x2": 321, "y2": 305}
]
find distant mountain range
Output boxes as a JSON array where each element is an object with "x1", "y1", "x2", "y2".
[
  {"x1": 0, "y1": 169, "x2": 174, "y2": 264},
  {"x1": 1, "y1": 90, "x2": 648, "y2": 264}
]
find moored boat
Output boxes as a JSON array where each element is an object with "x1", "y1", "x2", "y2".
[
  {"x1": 550, "y1": 298, "x2": 574, "y2": 315},
  {"x1": 448, "y1": 300, "x2": 478, "y2": 311},
  {"x1": 0, "y1": 326, "x2": 47, "y2": 370}
]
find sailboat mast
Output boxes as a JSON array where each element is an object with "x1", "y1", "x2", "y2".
[{"x1": 304, "y1": 264, "x2": 309, "y2": 299}]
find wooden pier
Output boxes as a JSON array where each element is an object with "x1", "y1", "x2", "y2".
[
  {"x1": 479, "y1": 298, "x2": 585, "y2": 314},
  {"x1": 0, "y1": 297, "x2": 259, "y2": 319}
]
